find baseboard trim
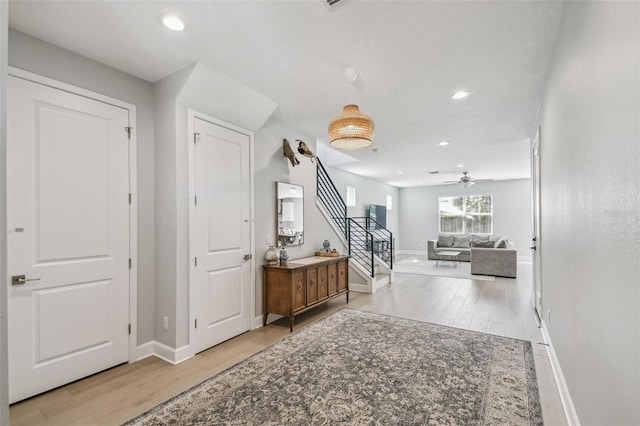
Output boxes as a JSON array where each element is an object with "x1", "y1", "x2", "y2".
[
  {"x1": 349, "y1": 282, "x2": 370, "y2": 293},
  {"x1": 252, "y1": 315, "x2": 264, "y2": 329},
  {"x1": 541, "y1": 322, "x2": 581, "y2": 426},
  {"x1": 135, "y1": 341, "x2": 193, "y2": 365},
  {"x1": 135, "y1": 341, "x2": 155, "y2": 361}
]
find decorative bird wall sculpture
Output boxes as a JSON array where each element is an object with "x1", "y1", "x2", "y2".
[
  {"x1": 296, "y1": 139, "x2": 316, "y2": 163},
  {"x1": 283, "y1": 138, "x2": 300, "y2": 167}
]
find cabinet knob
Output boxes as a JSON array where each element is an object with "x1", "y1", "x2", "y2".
[
  {"x1": 297, "y1": 284, "x2": 301, "y2": 289},
  {"x1": 331, "y1": 274, "x2": 335, "y2": 279},
  {"x1": 310, "y1": 280, "x2": 315, "y2": 285},
  {"x1": 340, "y1": 271, "x2": 344, "y2": 275}
]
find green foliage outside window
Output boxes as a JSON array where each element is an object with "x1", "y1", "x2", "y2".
[{"x1": 439, "y1": 195, "x2": 493, "y2": 234}]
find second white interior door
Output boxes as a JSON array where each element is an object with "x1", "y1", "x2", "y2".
[{"x1": 192, "y1": 116, "x2": 252, "y2": 354}]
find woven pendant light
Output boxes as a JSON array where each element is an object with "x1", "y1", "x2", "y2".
[{"x1": 328, "y1": 104, "x2": 375, "y2": 151}]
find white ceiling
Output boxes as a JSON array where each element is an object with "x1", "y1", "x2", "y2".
[{"x1": 9, "y1": 0, "x2": 565, "y2": 187}]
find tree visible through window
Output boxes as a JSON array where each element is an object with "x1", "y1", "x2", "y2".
[{"x1": 439, "y1": 195, "x2": 493, "y2": 234}]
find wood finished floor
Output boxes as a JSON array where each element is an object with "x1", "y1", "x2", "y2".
[{"x1": 9, "y1": 259, "x2": 568, "y2": 425}]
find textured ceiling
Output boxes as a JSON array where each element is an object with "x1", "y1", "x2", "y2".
[{"x1": 9, "y1": 0, "x2": 565, "y2": 187}]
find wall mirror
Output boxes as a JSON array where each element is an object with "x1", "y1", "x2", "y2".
[{"x1": 277, "y1": 182, "x2": 304, "y2": 246}]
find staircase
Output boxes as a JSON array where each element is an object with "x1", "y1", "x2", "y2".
[{"x1": 316, "y1": 159, "x2": 393, "y2": 292}]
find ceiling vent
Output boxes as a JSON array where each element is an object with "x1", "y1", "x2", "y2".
[
  {"x1": 429, "y1": 171, "x2": 440, "y2": 175},
  {"x1": 326, "y1": 0, "x2": 344, "y2": 6}
]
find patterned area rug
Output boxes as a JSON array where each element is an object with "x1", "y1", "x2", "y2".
[
  {"x1": 125, "y1": 309, "x2": 542, "y2": 425},
  {"x1": 394, "y1": 254, "x2": 496, "y2": 281}
]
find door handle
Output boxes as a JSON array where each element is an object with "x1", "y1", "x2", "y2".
[
  {"x1": 530, "y1": 246, "x2": 537, "y2": 251},
  {"x1": 11, "y1": 275, "x2": 41, "y2": 285},
  {"x1": 243, "y1": 254, "x2": 252, "y2": 261}
]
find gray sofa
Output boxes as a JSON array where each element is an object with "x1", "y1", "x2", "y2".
[{"x1": 427, "y1": 234, "x2": 517, "y2": 278}]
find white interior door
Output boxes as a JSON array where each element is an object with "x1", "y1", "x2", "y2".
[
  {"x1": 192, "y1": 117, "x2": 252, "y2": 354},
  {"x1": 531, "y1": 128, "x2": 543, "y2": 323},
  {"x1": 7, "y1": 76, "x2": 130, "y2": 403}
]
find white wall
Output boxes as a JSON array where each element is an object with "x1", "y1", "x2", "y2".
[
  {"x1": 399, "y1": 179, "x2": 532, "y2": 258},
  {"x1": 254, "y1": 120, "x2": 341, "y2": 317},
  {"x1": 0, "y1": 2, "x2": 8, "y2": 423},
  {"x1": 152, "y1": 67, "x2": 189, "y2": 348},
  {"x1": 7, "y1": 30, "x2": 157, "y2": 345},
  {"x1": 538, "y1": 2, "x2": 639, "y2": 424}
]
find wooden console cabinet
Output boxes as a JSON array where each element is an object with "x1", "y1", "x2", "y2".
[{"x1": 262, "y1": 255, "x2": 349, "y2": 331}]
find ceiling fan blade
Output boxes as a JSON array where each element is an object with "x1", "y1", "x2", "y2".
[
  {"x1": 471, "y1": 178, "x2": 493, "y2": 183},
  {"x1": 443, "y1": 180, "x2": 460, "y2": 184}
]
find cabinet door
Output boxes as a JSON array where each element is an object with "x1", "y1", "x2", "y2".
[
  {"x1": 265, "y1": 270, "x2": 290, "y2": 316},
  {"x1": 293, "y1": 271, "x2": 306, "y2": 311},
  {"x1": 317, "y1": 264, "x2": 328, "y2": 300},
  {"x1": 338, "y1": 260, "x2": 348, "y2": 292},
  {"x1": 328, "y1": 263, "x2": 338, "y2": 296},
  {"x1": 307, "y1": 267, "x2": 319, "y2": 305}
]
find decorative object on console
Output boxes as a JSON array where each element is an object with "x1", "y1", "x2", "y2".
[
  {"x1": 315, "y1": 240, "x2": 339, "y2": 257},
  {"x1": 296, "y1": 139, "x2": 316, "y2": 163},
  {"x1": 279, "y1": 247, "x2": 288, "y2": 265},
  {"x1": 264, "y1": 245, "x2": 279, "y2": 266},
  {"x1": 282, "y1": 138, "x2": 300, "y2": 167},
  {"x1": 315, "y1": 250, "x2": 339, "y2": 257}
]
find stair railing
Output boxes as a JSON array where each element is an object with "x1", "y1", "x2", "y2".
[
  {"x1": 316, "y1": 159, "x2": 394, "y2": 278},
  {"x1": 316, "y1": 158, "x2": 347, "y2": 239},
  {"x1": 349, "y1": 217, "x2": 393, "y2": 269}
]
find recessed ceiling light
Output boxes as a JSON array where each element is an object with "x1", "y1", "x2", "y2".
[
  {"x1": 451, "y1": 90, "x2": 470, "y2": 100},
  {"x1": 397, "y1": 171, "x2": 404, "y2": 174},
  {"x1": 457, "y1": 164, "x2": 464, "y2": 168},
  {"x1": 438, "y1": 141, "x2": 450, "y2": 146},
  {"x1": 161, "y1": 15, "x2": 186, "y2": 31}
]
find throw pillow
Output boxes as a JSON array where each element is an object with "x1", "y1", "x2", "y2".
[
  {"x1": 494, "y1": 237, "x2": 508, "y2": 248},
  {"x1": 471, "y1": 234, "x2": 490, "y2": 243},
  {"x1": 452, "y1": 235, "x2": 471, "y2": 248},
  {"x1": 437, "y1": 234, "x2": 454, "y2": 247},
  {"x1": 472, "y1": 240, "x2": 495, "y2": 248},
  {"x1": 489, "y1": 235, "x2": 501, "y2": 243}
]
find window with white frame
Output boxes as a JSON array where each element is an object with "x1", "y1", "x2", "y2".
[
  {"x1": 346, "y1": 186, "x2": 356, "y2": 207},
  {"x1": 438, "y1": 195, "x2": 493, "y2": 234}
]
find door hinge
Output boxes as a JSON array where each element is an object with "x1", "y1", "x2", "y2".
[
  {"x1": 129, "y1": 193, "x2": 132, "y2": 204},
  {"x1": 195, "y1": 319, "x2": 198, "y2": 329},
  {"x1": 194, "y1": 132, "x2": 200, "y2": 144},
  {"x1": 128, "y1": 324, "x2": 132, "y2": 335},
  {"x1": 125, "y1": 126, "x2": 132, "y2": 139},
  {"x1": 129, "y1": 258, "x2": 132, "y2": 269},
  {"x1": 195, "y1": 195, "x2": 198, "y2": 206},
  {"x1": 194, "y1": 257, "x2": 198, "y2": 267}
]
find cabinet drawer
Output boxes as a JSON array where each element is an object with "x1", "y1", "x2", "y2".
[
  {"x1": 328, "y1": 263, "x2": 337, "y2": 295},
  {"x1": 317, "y1": 264, "x2": 328, "y2": 300},
  {"x1": 307, "y1": 268, "x2": 319, "y2": 305},
  {"x1": 338, "y1": 260, "x2": 347, "y2": 291},
  {"x1": 293, "y1": 271, "x2": 305, "y2": 311}
]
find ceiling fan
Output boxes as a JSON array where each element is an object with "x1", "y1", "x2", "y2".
[{"x1": 444, "y1": 171, "x2": 493, "y2": 188}]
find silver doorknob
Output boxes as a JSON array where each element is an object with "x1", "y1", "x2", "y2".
[
  {"x1": 243, "y1": 254, "x2": 252, "y2": 261},
  {"x1": 11, "y1": 275, "x2": 41, "y2": 285}
]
